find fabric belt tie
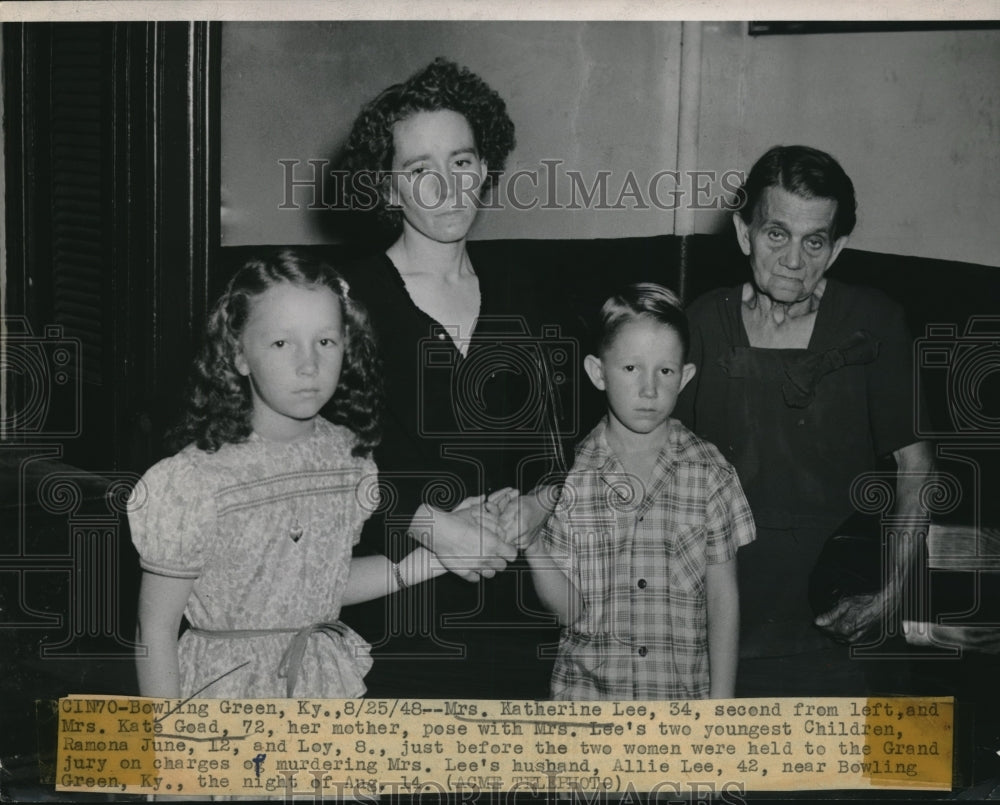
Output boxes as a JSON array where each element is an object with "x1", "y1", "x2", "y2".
[
  {"x1": 188, "y1": 621, "x2": 361, "y2": 698},
  {"x1": 781, "y1": 330, "x2": 879, "y2": 408}
]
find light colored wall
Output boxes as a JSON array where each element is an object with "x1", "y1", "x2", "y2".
[
  {"x1": 696, "y1": 23, "x2": 1000, "y2": 266},
  {"x1": 221, "y1": 21, "x2": 1000, "y2": 267},
  {"x1": 220, "y1": 21, "x2": 683, "y2": 245}
]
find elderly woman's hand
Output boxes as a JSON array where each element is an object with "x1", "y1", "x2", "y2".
[{"x1": 814, "y1": 592, "x2": 888, "y2": 644}]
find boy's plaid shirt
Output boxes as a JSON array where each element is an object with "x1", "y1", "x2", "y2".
[{"x1": 543, "y1": 417, "x2": 755, "y2": 699}]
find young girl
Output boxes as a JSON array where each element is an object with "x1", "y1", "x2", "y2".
[{"x1": 131, "y1": 250, "x2": 452, "y2": 699}]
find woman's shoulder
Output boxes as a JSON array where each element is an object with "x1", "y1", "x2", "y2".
[
  {"x1": 823, "y1": 279, "x2": 907, "y2": 331},
  {"x1": 341, "y1": 252, "x2": 416, "y2": 328},
  {"x1": 685, "y1": 284, "x2": 742, "y2": 316},
  {"x1": 668, "y1": 419, "x2": 735, "y2": 472},
  {"x1": 823, "y1": 279, "x2": 903, "y2": 314},
  {"x1": 466, "y1": 243, "x2": 543, "y2": 318},
  {"x1": 684, "y1": 284, "x2": 743, "y2": 340},
  {"x1": 341, "y1": 252, "x2": 394, "y2": 294}
]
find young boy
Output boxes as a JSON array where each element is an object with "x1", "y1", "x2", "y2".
[{"x1": 524, "y1": 283, "x2": 755, "y2": 700}]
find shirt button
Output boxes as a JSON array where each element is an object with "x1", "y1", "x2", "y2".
[
  {"x1": 637, "y1": 579, "x2": 647, "y2": 589},
  {"x1": 437, "y1": 332, "x2": 446, "y2": 340},
  {"x1": 638, "y1": 646, "x2": 648, "y2": 657}
]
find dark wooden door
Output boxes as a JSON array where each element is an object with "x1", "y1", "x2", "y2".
[
  {"x1": 1, "y1": 25, "x2": 222, "y2": 744},
  {"x1": 4, "y1": 21, "x2": 221, "y2": 474}
]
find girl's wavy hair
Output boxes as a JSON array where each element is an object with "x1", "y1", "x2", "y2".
[
  {"x1": 340, "y1": 57, "x2": 516, "y2": 232},
  {"x1": 169, "y1": 250, "x2": 382, "y2": 456}
]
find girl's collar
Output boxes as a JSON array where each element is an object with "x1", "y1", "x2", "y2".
[{"x1": 249, "y1": 417, "x2": 321, "y2": 446}]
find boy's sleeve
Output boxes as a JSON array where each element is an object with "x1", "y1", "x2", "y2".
[
  {"x1": 541, "y1": 494, "x2": 575, "y2": 579},
  {"x1": 704, "y1": 465, "x2": 756, "y2": 565},
  {"x1": 129, "y1": 453, "x2": 210, "y2": 578}
]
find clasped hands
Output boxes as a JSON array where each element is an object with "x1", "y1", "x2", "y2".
[{"x1": 421, "y1": 487, "x2": 550, "y2": 582}]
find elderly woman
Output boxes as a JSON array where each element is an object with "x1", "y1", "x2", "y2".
[
  {"x1": 676, "y1": 145, "x2": 934, "y2": 696},
  {"x1": 338, "y1": 58, "x2": 570, "y2": 699}
]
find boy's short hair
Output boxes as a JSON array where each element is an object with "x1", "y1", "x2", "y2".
[{"x1": 594, "y1": 283, "x2": 690, "y2": 361}]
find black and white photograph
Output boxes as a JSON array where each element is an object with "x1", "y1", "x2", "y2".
[{"x1": 2, "y1": 1, "x2": 1000, "y2": 801}]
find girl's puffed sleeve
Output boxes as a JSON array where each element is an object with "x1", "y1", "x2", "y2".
[{"x1": 128, "y1": 451, "x2": 212, "y2": 578}]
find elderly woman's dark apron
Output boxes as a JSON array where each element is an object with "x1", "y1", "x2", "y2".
[
  {"x1": 681, "y1": 284, "x2": 909, "y2": 695},
  {"x1": 719, "y1": 334, "x2": 880, "y2": 658}
]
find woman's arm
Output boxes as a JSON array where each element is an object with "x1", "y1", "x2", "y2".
[
  {"x1": 903, "y1": 621, "x2": 1000, "y2": 654},
  {"x1": 342, "y1": 548, "x2": 449, "y2": 606},
  {"x1": 706, "y1": 556, "x2": 739, "y2": 698},
  {"x1": 135, "y1": 571, "x2": 194, "y2": 698},
  {"x1": 815, "y1": 439, "x2": 935, "y2": 642},
  {"x1": 407, "y1": 495, "x2": 517, "y2": 582}
]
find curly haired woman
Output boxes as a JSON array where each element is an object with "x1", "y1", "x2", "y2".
[{"x1": 339, "y1": 59, "x2": 572, "y2": 698}]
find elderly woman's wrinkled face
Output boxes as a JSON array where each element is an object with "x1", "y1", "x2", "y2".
[
  {"x1": 734, "y1": 185, "x2": 848, "y2": 305},
  {"x1": 388, "y1": 109, "x2": 487, "y2": 245}
]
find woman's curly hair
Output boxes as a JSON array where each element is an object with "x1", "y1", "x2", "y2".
[
  {"x1": 340, "y1": 57, "x2": 516, "y2": 232},
  {"x1": 169, "y1": 250, "x2": 382, "y2": 457}
]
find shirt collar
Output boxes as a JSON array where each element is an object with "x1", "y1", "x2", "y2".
[{"x1": 577, "y1": 416, "x2": 687, "y2": 479}]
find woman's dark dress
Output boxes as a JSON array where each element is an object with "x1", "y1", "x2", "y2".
[
  {"x1": 340, "y1": 250, "x2": 577, "y2": 698},
  {"x1": 675, "y1": 280, "x2": 920, "y2": 694}
]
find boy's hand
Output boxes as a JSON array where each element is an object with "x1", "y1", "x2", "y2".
[
  {"x1": 484, "y1": 487, "x2": 518, "y2": 519},
  {"x1": 492, "y1": 488, "x2": 552, "y2": 550}
]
